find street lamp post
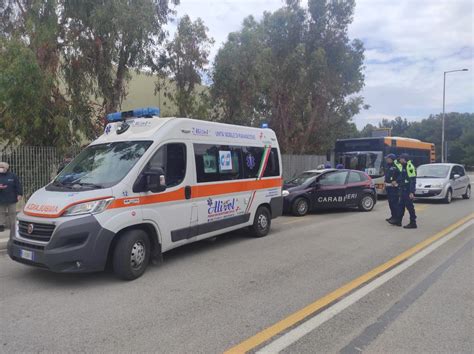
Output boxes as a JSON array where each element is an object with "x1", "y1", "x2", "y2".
[{"x1": 441, "y1": 68, "x2": 468, "y2": 163}]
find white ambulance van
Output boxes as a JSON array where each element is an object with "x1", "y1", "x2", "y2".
[{"x1": 8, "y1": 108, "x2": 283, "y2": 280}]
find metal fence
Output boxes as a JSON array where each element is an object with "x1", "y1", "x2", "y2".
[
  {"x1": 0, "y1": 146, "x2": 79, "y2": 200},
  {"x1": 0, "y1": 145, "x2": 326, "y2": 199}
]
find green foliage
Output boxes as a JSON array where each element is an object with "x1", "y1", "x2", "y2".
[
  {"x1": 0, "y1": 38, "x2": 69, "y2": 147},
  {"x1": 63, "y1": 0, "x2": 179, "y2": 122},
  {"x1": 0, "y1": 0, "x2": 178, "y2": 149},
  {"x1": 212, "y1": 0, "x2": 365, "y2": 154},
  {"x1": 159, "y1": 15, "x2": 214, "y2": 118}
]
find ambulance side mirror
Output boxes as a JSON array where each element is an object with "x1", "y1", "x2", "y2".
[{"x1": 145, "y1": 168, "x2": 166, "y2": 193}]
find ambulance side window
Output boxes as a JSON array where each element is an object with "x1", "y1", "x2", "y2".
[
  {"x1": 147, "y1": 143, "x2": 186, "y2": 187},
  {"x1": 194, "y1": 144, "x2": 242, "y2": 182},
  {"x1": 242, "y1": 147, "x2": 263, "y2": 178},
  {"x1": 263, "y1": 148, "x2": 280, "y2": 177}
]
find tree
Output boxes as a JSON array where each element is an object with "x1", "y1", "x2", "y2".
[
  {"x1": 160, "y1": 15, "x2": 214, "y2": 118},
  {"x1": 0, "y1": 1, "x2": 91, "y2": 148},
  {"x1": 0, "y1": 0, "x2": 179, "y2": 149},
  {"x1": 378, "y1": 116, "x2": 409, "y2": 136},
  {"x1": 63, "y1": 0, "x2": 179, "y2": 122},
  {"x1": 212, "y1": 0, "x2": 365, "y2": 154}
]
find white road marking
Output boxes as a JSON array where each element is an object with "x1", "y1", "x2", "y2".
[{"x1": 257, "y1": 219, "x2": 473, "y2": 353}]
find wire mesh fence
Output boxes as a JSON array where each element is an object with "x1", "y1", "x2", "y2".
[{"x1": 0, "y1": 146, "x2": 79, "y2": 200}]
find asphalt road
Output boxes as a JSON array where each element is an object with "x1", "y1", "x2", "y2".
[{"x1": 0, "y1": 196, "x2": 473, "y2": 353}]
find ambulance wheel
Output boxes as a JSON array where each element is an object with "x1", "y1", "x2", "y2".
[
  {"x1": 292, "y1": 198, "x2": 309, "y2": 216},
  {"x1": 113, "y1": 229, "x2": 151, "y2": 280},
  {"x1": 462, "y1": 186, "x2": 470, "y2": 199},
  {"x1": 358, "y1": 194, "x2": 375, "y2": 211},
  {"x1": 249, "y1": 206, "x2": 271, "y2": 238}
]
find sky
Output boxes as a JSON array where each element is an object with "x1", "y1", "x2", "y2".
[{"x1": 167, "y1": 0, "x2": 474, "y2": 129}]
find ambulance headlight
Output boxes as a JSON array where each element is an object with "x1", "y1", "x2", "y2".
[
  {"x1": 62, "y1": 198, "x2": 114, "y2": 216},
  {"x1": 282, "y1": 190, "x2": 290, "y2": 197}
]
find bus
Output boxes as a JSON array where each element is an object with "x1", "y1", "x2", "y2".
[{"x1": 335, "y1": 137, "x2": 435, "y2": 195}]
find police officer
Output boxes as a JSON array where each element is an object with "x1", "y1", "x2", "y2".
[
  {"x1": 390, "y1": 153, "x2": 417, "y2": 229},
  {"x1": 384, "y1": 153, "x2": 399, "y2": 223}
]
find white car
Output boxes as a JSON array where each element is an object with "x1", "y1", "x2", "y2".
[{"x1": 414, "y1": 163, "x2": 471, "y2": 203}]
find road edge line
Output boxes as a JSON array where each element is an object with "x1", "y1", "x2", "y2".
[
  {"x1": 224, "y1": 213, "x2": 474, "y2": 354},
  {"x1": 259, "y1": 219, "x2": 473, "y2": 353}
]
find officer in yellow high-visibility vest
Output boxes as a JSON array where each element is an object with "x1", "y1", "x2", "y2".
[{"x1": 389, "y1": 153, "x2": 417, "y2": 228}]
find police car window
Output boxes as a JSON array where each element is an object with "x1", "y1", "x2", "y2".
[
  {"x1": 147, "y1": 143, "x2": 186, "y2": 187},
  {"x1": 348, "y1": 172, "x2": 364, "y2": 183},
  {"x1": 318, "y1": 171, "x2": 348, "y2": 186}
]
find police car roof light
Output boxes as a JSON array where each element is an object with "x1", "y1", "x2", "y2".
[
  {"x1": 261, "y1": 123, "x2": 269, "y2": 128},
  {"x1": 106, "y1": 107, "x2": 160, "y2": 122}
]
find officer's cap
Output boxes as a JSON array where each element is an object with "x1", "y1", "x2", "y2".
[
  {"x1": 399, "y1": 153, "x2": 410, "y2": 160},
  {"x1": 384, "y1": 153, "x2": 396, "y2": 160}
]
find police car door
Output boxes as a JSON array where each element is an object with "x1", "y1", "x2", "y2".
[
  {"x1": 314, "y1": 171, "x2": 349, "y2": 209},
  {"x1": 345, "y1": 171, "x2": 368, "y2": 207}
]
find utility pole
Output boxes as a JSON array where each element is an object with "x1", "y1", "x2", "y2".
[{"x1": 441, "y1": 69, "x2": 468, "y2": 162}]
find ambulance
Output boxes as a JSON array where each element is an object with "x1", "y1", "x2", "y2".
[{"x1": 8, "y1": 108, "x2": 283, "y2": 280}]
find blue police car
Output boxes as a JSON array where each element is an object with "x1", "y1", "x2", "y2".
[{"x1": 282, "y1": 169, "x2": 377, "y2": 216}]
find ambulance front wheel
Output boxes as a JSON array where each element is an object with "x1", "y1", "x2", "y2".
[
  {"x1": 250, "y1": 206, "x2": 271, "y2": 238},
  {"x1": 113, "y1": 229, "x2": 151, "y2": 280}
]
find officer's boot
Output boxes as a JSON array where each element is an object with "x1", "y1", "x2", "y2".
[
  {"x1": 403, "y1": 221, "x2": 417, "y2": 229},
  {"x1": 388, "y1": 218, "x2": 402, "y2": 226},
  {"x1": 0, "y1": 225, "x2": 4, "y2": 232}
]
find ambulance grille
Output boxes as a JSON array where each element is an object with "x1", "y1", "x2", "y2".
[{"x1": 18, "y1": 221, "x2": 55, "y2": 242}]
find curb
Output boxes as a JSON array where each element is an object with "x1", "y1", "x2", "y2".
[{"x1": 0, "y1": 237, "x2": 8, "y2": 251}]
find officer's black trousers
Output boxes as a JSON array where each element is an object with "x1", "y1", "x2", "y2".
[
  {"x1": 398, "y1": 190, "x2": 417, "y2": 223},
  {"x1": 386, "y1": 187, "x2": 399, "y2": 219}
]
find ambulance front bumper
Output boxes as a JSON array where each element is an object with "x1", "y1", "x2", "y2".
[{"x1": 7, "y1": 214, "x2": 115, "y2": 273}]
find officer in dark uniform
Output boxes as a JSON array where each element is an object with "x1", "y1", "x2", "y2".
[
  {"x1": 384, "y1": 153, "x2": 399, "y2": 223},
  {"x1": 390, "y1": 153, "x2": 417, "y2": 229}
]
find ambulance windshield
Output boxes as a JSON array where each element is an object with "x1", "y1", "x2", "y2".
[
  {"x1": 340, "y1": 151, "x2": 383, "y2": 177},
  {"x1": 52, "y1": 141, "x2": 152, "y2": 190}
]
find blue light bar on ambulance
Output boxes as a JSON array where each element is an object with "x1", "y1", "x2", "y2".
[{"x1": 107, "y1": 107, "x2": 160, "y2": 122}]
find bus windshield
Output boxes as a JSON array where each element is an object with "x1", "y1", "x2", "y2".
[
  {"x1": 52, "y1": 141, "x2": 153, "y2": 190},
  {"x1": 340, "y1": 151, "x2": 384, "y2": 177}
]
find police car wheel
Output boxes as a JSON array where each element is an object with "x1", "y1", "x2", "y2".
[
  {"x1": 443, "y1": 189, "x2": 452, "y2": 204},
  {"x1": 113, "y1": 229, "x2": 151, "y2": 280},
  {"x1": 292, "y1": 198, "x2": 309, "y2": 216},
  {"x1": 249, "y1": 206, "x2": 271, "y2": 238},
  {"x1": 358, "y1": 194, "x2": 375, "y2": 212},
  {"x1": 462, "y1": 186, "x2": 470, "y2": 199}
]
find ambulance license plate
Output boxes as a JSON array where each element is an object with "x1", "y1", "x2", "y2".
[{"x1": 20, "y1": 249, "x2": 34, "y2": 261}]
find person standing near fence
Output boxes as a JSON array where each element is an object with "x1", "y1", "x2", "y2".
[{"x1": 0, "y1": 162, "x2": 23, "y2": 233}]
